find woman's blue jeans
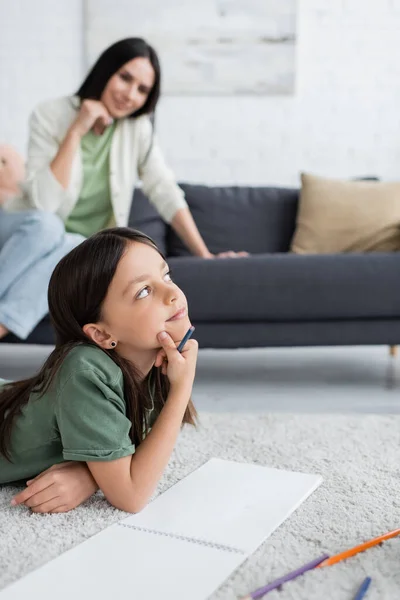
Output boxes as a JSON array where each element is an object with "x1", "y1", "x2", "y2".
[{"x1": 0, "y1": 208, "x2": 84, "y2": 339}]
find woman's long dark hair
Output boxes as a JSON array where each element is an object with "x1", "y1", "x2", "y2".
[
  {"x1": 0, "y1": 228, "x2": 197, "y2": 461},
  {"x1": 77, "y1": 38, "x2": 161, "y2": 119}
]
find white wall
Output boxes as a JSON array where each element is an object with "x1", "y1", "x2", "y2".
[
  {"x1": 157, "y1": 0, "x2": 400, "y2": 185},
  {"x1": 1, "y1": 0, "x2": 399, "y2": 186},
  {"x1": 0, "y1": 0, "x2": 83, "y2": 154}
]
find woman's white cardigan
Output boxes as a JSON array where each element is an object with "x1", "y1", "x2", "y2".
[{"x1": 6, "y1": 96, "x2": 188, "y2": 226}]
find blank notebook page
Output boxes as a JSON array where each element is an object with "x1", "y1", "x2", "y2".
[
  {"x1": 0, "y1": 526, "x2": 244, "y2": 600},
  {"x1": 123, "y1": 458, "x2": 323, "y2": 554}
]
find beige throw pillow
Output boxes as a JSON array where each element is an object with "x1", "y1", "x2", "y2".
[{"x1": 290, "y1": 173, "x2": 400, "y2": 254}]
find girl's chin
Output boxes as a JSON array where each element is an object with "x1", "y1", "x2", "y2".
[{"x1": 165, "y1": 319, "x2": 192, "y2": 339}]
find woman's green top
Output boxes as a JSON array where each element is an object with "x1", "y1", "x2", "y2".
[{"x1": 65, "y1": 123, "x2": 116, "y2": 237}]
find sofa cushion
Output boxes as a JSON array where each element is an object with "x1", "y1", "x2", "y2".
[
  {"x1": 5, "y1": 252, "x2": 400, "y2": 345},
  {"x1": 128, "y1": 188, "x2": 168, "y2": 255},
  {"x1": 168, "y1": 252, "x2": 400, "y2": 322},
  {"x1": 291, "y1": 173, "x2": 400, "y2": 254},
  {"x1": 167, "y1": 184, "x2": 299, "y2": 256}
]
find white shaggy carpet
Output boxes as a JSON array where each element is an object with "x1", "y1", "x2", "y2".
[{"x1": 1, "y1": 413, "x2": 400, "y2": 600}]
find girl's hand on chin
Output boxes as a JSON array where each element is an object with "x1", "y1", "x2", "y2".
[{"x1": 154, "y1": 331, "x2": 198, "y2": 396}]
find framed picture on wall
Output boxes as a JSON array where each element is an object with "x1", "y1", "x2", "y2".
[{"x1": 85, "y1": 0, "x2": 296, "y2": 95}]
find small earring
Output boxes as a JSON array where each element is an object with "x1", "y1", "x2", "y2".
[{"x1": 110, "y1": 341, "x2": 117, "y2": 348}]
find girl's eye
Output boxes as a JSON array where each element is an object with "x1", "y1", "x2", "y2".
[
  {"x1": 136, "y1": 286, "x2": 150, "y2": 299},
  {"x1": 136, "y1": 272, "x2": 172, "y2": 299},
  {"x1": 120, "y1": 72, "x2": 131, "y2": 82}
]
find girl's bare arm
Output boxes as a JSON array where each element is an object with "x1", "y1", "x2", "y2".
[{"x1": 87, "y1": 333, "x2": 197, "y2": 513}]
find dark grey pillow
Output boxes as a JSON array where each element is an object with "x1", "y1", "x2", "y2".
[
  {"x1": 166, "y1": 184, "x2": 299, "y2": 257},
  {"x1": 128, "y1": 188, "x2": 168, "y2": 256}
]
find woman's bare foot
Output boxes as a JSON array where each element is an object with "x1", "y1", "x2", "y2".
[{"x1": 0, "y1": 324, "x2": 9, "y2": 339}]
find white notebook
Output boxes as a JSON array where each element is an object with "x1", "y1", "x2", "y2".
[{"x1": 1, "y1": 459, "x2": 322, "y2": 600}]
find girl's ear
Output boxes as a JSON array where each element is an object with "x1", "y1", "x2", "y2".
[{"x1": 82, "y1": 323, "x2": 114, "y2": 349}]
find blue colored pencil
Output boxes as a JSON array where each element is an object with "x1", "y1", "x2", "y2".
[
  {"x1": 353, "y1": 577, "x2": 372, "y2": 600},
  {"x1": 177, "y1": 326, "x2": 195, "y2": 352}
]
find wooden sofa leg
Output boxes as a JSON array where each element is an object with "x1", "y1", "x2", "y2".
[{"x1": 389, "y1": 345, "x2": 398, "y2": 358}]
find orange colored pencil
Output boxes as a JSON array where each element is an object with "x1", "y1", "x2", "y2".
[{"x1": 318, "y1": 528, "x2": 400, "y2": 568}]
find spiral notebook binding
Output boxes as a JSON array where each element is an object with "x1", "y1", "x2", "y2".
[{"x1": 117, "y1": 523, "x2": 244, "y2": 555}]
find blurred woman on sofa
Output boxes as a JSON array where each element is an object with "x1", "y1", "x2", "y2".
[{"x1": 3, "y1": 37, "x2": 247, "y2": 341}]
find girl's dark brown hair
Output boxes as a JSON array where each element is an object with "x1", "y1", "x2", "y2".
[{"x1": 0, "y1": 228, "x2": 197, "y2": 461}]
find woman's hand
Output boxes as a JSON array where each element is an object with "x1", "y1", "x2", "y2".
[
  {"x1": 204, "y1": 250, "x2": 249, "y2": 259},
  {"x1": 154, "y1": 331, "x2": 198, "y2": 398},
  {"x1": 70, "y1": 99, "x2": 113, "y2": 138},
  {"x1": 11, "y1": 462, "x2": 98, "y2": 513},
  {"x1": 216, "y1": 250, "x2": 249, "y2": 258}
]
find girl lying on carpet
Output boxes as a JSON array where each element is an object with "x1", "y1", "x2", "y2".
[{"x1": 0, "y1": 228, "x2": 198, "y2": 513}]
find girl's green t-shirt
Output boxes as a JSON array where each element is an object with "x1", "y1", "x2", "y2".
[{"x1": 0, "y1": 345, "x2": 154, "y2": 484}]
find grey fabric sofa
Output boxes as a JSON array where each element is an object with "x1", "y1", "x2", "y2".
[{"x1": 3, "y1": 183, "x2": 400, "y2": 349}]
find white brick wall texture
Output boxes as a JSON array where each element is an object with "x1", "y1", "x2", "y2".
[
  {"x1": 0, "y1": 0, "x2": 83, "y2": 154},
  {"x1": 1, "y1": 0, "x2": 399, "y2": 187}
]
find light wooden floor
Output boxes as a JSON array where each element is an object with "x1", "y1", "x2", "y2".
[{"x1": 0, "y1": 344, "x2": 399, "y2": 414}]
